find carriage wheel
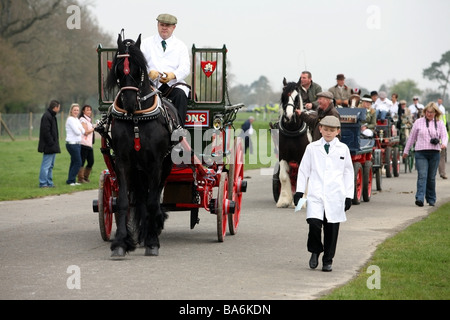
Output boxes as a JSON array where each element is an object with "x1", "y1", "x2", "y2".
[
  {"x1": 272, "y1": 161, "x2": 281, "y2": 203},
  {"x1": 375, "y1": 167, "x2": 382, "y2": 191},
  {"x1": 385, "y1": 147, "x2": 392, "y2": 178},
  {"x1": 98, "y1": 171, "x2": 114, "y2": 241},
  {"x1": 392, "y1": 147, "x2": 400, "y2": 177},
  {"x1": 362, "y1": 161, "x2": 373, "y2": 202},
  {"x1": 228, "y1": 137, "x2": 244, "y2": 235},
  {"x1": 352, "y1": 162, "x2": 362, "y2": 205},
  {"x1": 217, "y1": 173, "x2": 229, "y2": 242}
]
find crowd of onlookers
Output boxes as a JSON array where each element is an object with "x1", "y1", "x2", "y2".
[{"x1": 38, "y1": 100, "x2": 96, "y2": 188}]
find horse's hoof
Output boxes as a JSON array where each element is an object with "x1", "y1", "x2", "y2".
[
  {"x1": 111, "y1": 247, "x2": 126, "y2": 259},
  {"x1": 276, "y1": 202, "x2": 290, "y2": 208},
  {"x1": 145, "y1": 246, "x2": 159, "y2": 256}
]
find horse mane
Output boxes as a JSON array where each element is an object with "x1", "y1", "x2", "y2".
[{"x1": 106, "y1": 37, "x2": 149, "y2": 91}]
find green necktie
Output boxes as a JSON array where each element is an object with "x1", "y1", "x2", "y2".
[
  {"x1": 324, "y1": 143, "x2": 330, "y2": 154},
  {"x1": 161, "y1": 40, "x2": 167, "y2": 51}
]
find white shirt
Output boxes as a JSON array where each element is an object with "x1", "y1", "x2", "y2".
[
  {"x1": 390, "y1": 101, "x2": 399, "y2": 115},
  {"x1": 65, "y1": 116, "x2": 85, "y2": 143},
  {"x1": 141, "y1": 34, "x2": 190, "y2": 96},
  {"x1": 408, "y1": 103, "x2": 424, "y2": 115},
  {"x1": 373, "y1": 98, "x2": 393, "y2": 113}
]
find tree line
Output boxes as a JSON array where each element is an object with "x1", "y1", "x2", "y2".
[
  {"x1": 0, "y1": 0, "x2": 113, "y2": 113},
  {"x1": 1, "y1": 1, "x2": 449, "y2": 114}
]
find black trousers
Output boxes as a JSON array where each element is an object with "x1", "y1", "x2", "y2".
[
  {"x1": 80, "y1": 145, "x2": 94, "y2": 168},
  {"x1": 307, "y1": 216, "x2": 340, "y2": 265},
  {"x1": 159, "y1": 84, "x2": 188, "y2": 126}
]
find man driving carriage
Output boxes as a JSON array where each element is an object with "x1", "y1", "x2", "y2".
[{"x1": 141, "y1": 13, "x2": 190, "y2": 127}]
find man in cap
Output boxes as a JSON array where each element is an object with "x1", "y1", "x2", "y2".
[
  {"x1": 328, "y1": 74, "x2": 352, "y2": 107},
  {"x1": 141, "y1": 13, "x2": 190, "y2": 126},
  {"x1": 294, "y1": 115, "x2": 354, "y2": 272},
  {"x1": 359, "y1": 94, "x2": 376, "y2": 133},
  {"x1": 296, "y1": 91, "x2": 340, "y2": 141},
  {"x1": 408, "y1": 96, "x2": 424, "y2": 121}
]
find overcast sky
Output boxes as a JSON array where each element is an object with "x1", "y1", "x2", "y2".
[{"x1": 85, "y1": 0, "x2": 450, "y2": 96}]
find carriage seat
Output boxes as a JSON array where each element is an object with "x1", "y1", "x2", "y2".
[{"x1": 360, "y1": 137, "x2": 375, "y2": 150}]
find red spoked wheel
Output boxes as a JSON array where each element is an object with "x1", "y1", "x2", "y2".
[
  {"x1": 362, "y1": 161, "x2": 373, "y2": 202},
  {"x1": 217, "y1": 173, "x2": 229, "y2": 242},
  {"x1": 228, "y1": 137, "x2": 245, "y2": 235},
  {"x1": 353, "y1": 162, "x2": 363, "y2": 205},
  {"x1": 98, "y1": 170, "x2": 115, "y2": 241}
]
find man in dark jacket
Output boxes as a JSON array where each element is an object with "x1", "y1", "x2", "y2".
[
  {"x1": 38, "y1": 100, "x2": 61, "y2": 188},
  {"x1": 298, "y1": 71, "x2": 322, "y2": 111},
  {"x1": 296, "y1": 91, "x2": 340, "y2": 141},
  {"x1": 240, "y1": 116, "x2": 255, "y2": 154}
]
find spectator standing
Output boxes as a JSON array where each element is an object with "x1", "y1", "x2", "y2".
[
  {"x1": 78, "y1": 105, "x2": 96, "y2": 183},
  {"x1": 240, "y1": 116, "x2": 255, "y2": 154},
  {"x1": 38, "y1": 100, "x2": 61, "y2": 188},
  {"x1": 403, "y1": 102, "x2": 448, "y2": 206},
  {"x1": 65, "y1": 103, "x2": 85, "y2": 186}
]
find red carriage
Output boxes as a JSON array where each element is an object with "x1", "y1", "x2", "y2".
[{"x1": 92, "y1": 44, "x2": 247, "y2": 244}]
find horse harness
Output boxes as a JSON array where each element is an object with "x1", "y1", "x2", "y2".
[
  {"x1": 108, "y1": 45, "x2": 181, "y2": 152},
  {"x1": 277, "y1": 87, "x2": 308, "y2": 137}
]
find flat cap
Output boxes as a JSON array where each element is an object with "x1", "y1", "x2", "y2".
[
  {"x1": 316, "y1": 91, "x2": 334, "y2": 99},
  {"x1": 156, "y1": 13, "x2": 177, "y2": 25},
  {"x1": 320, "y1": 116, "x2": 341, "y2": 128},
  {"x1": 361, "y1": 94, "x2": 372, "y2": 102}
]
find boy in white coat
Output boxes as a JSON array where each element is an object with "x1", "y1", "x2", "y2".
[{"x1": 294, "y1": 116, "x2": 354, "y2": 272}]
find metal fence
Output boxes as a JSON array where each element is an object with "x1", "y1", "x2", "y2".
[{"x1": 0, "y1": 112, "x2": 78, "y2": 141}]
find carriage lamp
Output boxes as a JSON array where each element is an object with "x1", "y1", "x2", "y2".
[{"x1": 213, "y1": 115, "x2": 223, "y2": 130}]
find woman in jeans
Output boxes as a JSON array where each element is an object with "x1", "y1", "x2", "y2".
[
  {"x1": 65, "y1": 103, "x2": 85, "y2": 185},
  {"x1": 403, "y1": 102, "x2": 448, "y2": 206}
]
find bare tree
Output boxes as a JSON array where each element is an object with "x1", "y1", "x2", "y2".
[
  {"x1": 423, "y1": 50, "x2": 450, "y2": 102},
  {"x1": 0, "y1": 0, "x2": 113, "y2": 112}
]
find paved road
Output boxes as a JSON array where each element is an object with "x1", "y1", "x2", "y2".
[{"x1": 1, "y1": 162, "x2": 449, "y2": 300}]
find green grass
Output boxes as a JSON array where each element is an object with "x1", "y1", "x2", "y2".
[
  {"x1": 323, "y1": 203, "x2": 450, "y2": 300},
  {"x1": 0, "y1": 139, "x2": 105, "y2": 201}
]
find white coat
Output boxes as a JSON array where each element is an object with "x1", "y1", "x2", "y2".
[
  {"x1": 296, "y1": 137, "x2": 354, "y2": 223},
  {"x1": 141, "y1": 34, "x2": 191, "y2": 97}
]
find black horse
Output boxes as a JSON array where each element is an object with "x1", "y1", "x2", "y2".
[
  {"x1": 105, "y1": 33, "x2": 174, "y2": 258},
  {"x1": 275, "y1": 78, "x2": 311, "y2": 208}
]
